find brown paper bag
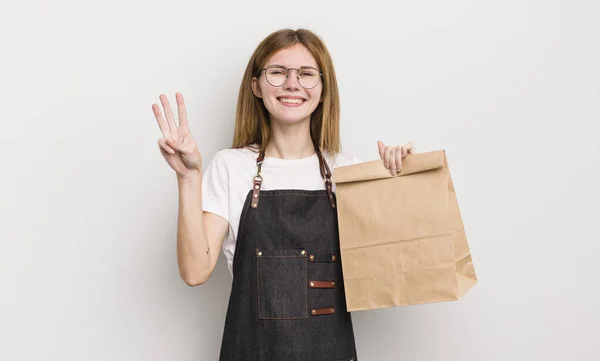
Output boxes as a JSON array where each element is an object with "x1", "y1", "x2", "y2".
[{"x1": 332, "y1": 150, "x2": 477, "y2": 312}]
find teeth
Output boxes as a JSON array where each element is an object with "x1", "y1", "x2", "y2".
[{"x1": 279, "y1": 98, "x2": 304, "y2": 104}]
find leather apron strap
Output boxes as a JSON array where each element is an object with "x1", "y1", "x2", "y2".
[{"x1": 250, "y1": 145, "x2": 336, "y2": 209}]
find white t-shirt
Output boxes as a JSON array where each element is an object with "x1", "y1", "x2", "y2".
[{"x1": 201, "y1": 145, "x2": 362, "y2": 277}]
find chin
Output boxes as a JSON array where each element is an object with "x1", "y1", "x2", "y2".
[
  {"x1": 273, "y1": 114, "x2": 311, "y2": 124},
  {"x1": 267, "y1": 106, "x2": 314, "y2": 125}
]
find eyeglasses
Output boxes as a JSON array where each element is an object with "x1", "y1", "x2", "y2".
[{"x1": 262, "y1": 65, "x2": 323, "y2": 89}]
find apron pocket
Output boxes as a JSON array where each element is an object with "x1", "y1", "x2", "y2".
[{"x1": 256, "y1": 248, "x2": 308, "y2": 320}]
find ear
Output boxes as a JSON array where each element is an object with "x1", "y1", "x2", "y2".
[{"x1": 252, "y1": 77, "x2": 262, "y2": 98}]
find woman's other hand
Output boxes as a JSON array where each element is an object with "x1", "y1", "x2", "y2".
[{"x1": 377, "y1": 140, "x2": 414, "y2": 176}]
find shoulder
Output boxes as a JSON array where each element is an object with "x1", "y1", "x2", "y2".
[
  {"x1": 209, "y1": 146, "x2": 259, "y2": 169},
  {"x1": 325, "y1": 150, "x2": 363, "y2": 169},
  {"x1": 202, "y1": 146, "x2": 259, "y2": 200}
]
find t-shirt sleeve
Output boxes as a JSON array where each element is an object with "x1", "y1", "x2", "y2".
[
  {"x1": 330, "y1": 152, "x2": 365, "y2": 169},
  {"x1": 351, "y1": 155, "x2": 364, "y2": 164},
  {"x1": 201, "y1": 152, "x2": 230, "y2": 222}
]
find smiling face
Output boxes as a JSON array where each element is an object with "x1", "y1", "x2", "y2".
[{"x1": 252, "y1": 43, "x2": 323, "y2": 126}]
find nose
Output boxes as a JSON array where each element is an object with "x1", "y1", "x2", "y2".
[{"x1": 282, "y1": 69, "x2": 301, "y2": 91}]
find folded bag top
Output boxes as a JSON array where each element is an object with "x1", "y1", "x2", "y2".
[{"x1": 332, "y1": 149, "x2": 445, "y2": 184}]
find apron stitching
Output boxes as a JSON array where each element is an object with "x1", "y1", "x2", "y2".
[
  {"x1": 259, "y1": 193, "x2": 330, "y2": 197},
  {"x1": 305, "y1": 256, "x2": 308, "y2": 317},
  {"x1": 255, "y1": 249, "x2": 260, "y2": 319}
]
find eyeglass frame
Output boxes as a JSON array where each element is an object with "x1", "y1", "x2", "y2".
[{"x1": 260, "y1": 65, "x2": 324, "y2": 89}]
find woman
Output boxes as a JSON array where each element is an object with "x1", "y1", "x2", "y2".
[{"x1": 152, "y1": 28, "x2": 413, "y2": 361}]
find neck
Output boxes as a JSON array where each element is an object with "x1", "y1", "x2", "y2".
[{"x1": 265, "y1": 117, "x2": 315, "y2": 159}]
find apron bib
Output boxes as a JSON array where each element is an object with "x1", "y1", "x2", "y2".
[{"x1": 218, "y1": 147, "x2": 358, "y2": 361}]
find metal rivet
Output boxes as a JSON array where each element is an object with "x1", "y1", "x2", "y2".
[
  {"x1": 310, "y1": 282, "x2": 314, "y2": 287},
  {"x1": 301, "y1": 250, "x2": 306, "y2": 255},
  {"x1": 332, "y1": 255, "x2": 337, "y2": 261},
  {"x1": 257, "y1": 251, "x2": 262, "y2": 256},
  {"x1": 309, "y1": 254, "x2": 315, "y2": 261},
  {"x1": 311, "y1": 309, "x2": 316, "y2": 315},
  {"x1": 253, "y1": 194, "x2": 258, "y2": 198},
  {"x1": 331, "y1": 282, "x2": 335, "y2": 287},
  {"x1": 330, "y1": 308, "x2": 334, "y2": 312}
]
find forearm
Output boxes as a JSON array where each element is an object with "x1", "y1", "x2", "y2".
[{"x1": 176, "y1": 172, "x2": 211, "y2": 285}]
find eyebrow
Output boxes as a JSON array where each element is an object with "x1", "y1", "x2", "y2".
[{"x1": 268, "y1": 64, "x2": 319, "y2": 70}]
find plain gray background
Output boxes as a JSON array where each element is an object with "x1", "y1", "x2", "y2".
[{"x1": 1, "y1": 0, "x2": 599, "y2": 360}]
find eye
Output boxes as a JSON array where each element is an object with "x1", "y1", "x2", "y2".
[{"x1": 300, "y1": 70, "x2": 318, "y2": 77}]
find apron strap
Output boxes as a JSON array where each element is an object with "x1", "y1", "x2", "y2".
[
  {"x1": 251, "y1": 145, "x2": 336, "y2": 209},
  {"x1": 250, "y1": 153, "x2": 265, "y2": 209},
  {"x1": 314, "y1": 146, "x2": 336, "y2": 208}
]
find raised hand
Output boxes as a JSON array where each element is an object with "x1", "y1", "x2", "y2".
[{"x1": 152, "y1": 93, "x2": 202, "y2": 178}]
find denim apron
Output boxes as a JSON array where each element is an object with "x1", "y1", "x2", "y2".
[{"x1": 218, "y1": 147, "x2": 358, "y2": 361}]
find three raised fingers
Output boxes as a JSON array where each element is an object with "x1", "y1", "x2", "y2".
[{"x1": 154, "y1": 93, "x2": 189, "y2": 154}]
